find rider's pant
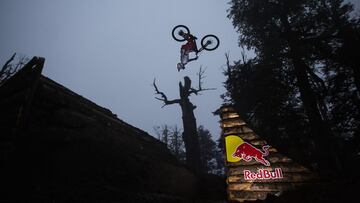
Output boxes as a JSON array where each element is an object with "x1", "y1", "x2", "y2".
[{"x1": 181, "y1": 49, "x2": 189, "y2": 65}]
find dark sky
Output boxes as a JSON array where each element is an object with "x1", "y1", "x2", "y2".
[
  {"x1": 0, "y1": 0, "x2": 246, "y2": 139},
  {"x1": 0, "y1": 0, "x2": 358, "y2": 139}
]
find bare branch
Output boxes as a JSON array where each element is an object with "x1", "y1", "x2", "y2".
[
  {"x1": 306, "y1": 66, "x2": 327, "y2": 92},
  {"x1": 189, "y1": 67, "x2": 216, "y2": 95},
  {"x1": 153, "y1": 78, "x2": 180, "y2": 107},
  {"x1": 198, "y1": 66, "x2": 205, "y2": 90},
  {"x1": 241, "y1": 46, "x2": 247, "y2": 63},
  {"x1": 0, "y1": 53, "x2": 30, "y2": 86},
  {"x1": 13, "y1": 54, "x2": 29, "y2": 73},
  {"x1": 225, "y1": 52, "x2": 232, "y2": 78},
  {"x1": 225, "y1": 53, "x2": 230, "y2": 66},
  {"x1": 0, "y1": 53, "x2": 16, "y2": 77}
]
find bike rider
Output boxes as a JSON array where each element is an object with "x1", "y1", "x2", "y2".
[{"x1": 177, "y1": 31, "x2": 199, "y2": 71}]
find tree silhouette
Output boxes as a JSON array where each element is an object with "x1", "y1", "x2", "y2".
[
  {"x1": 153, "y1": 67, "x2": 214, "y2": 172},
  {"x1": 198, "y1": 125, "x2": 217, "y2": 174},
  {"x1": 154, "y1": 125, "x2": 186, "y2": 162},
  {"x1": 226, "y1": 0, "x2": 360, "y2": 173},
  {"x1": 0, "y1": 53, "x2": 29, "y2": 86}
]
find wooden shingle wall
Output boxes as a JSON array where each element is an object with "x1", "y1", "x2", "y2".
[{"x1": 218, "y1": 106, "x2": 318, "y2": 202}]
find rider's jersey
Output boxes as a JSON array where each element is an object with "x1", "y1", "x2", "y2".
[{"x1": 181, "y1": 34, "x2": 198, "y2": 52}]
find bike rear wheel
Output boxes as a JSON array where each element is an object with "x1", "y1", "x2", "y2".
[
  {"x1": 172, "y1": 25, "x2": 190, "y2": 42},
  {"x1": 201, "y1": 35, "x2": 220, "y2": 51}
]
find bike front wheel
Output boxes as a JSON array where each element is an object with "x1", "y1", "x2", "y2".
[
  {"x1": 201, "y1": 35, "x2": 220, "y2": 51},
  {"x1": 172, "y1": 25, "x2": 190, "y2": 42}
]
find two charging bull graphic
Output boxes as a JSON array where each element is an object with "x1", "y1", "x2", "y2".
[{"x1": 233, "y1": 142, "x2": 271, "y2": 166}]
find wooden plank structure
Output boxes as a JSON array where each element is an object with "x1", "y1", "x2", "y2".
[
  {"x1": 0, "y1": 57, "x2": 45, "y2": 140},
  {"x1": 0, "y1": 57, "x2": 225, "y2": 201},
  {"x1": 217, "y1": 105, "x2": 319, "y2": 202}
]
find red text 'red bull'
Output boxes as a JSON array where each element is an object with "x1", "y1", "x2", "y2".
[
  {"x1": 233, "y1": 142, "x2": 270, "y2": 166},
  {"x1": 244, "y1": 168, "x2": 283, "y2": 180}
]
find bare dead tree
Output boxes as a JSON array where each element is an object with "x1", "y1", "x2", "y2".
[
  {"x1": 0, "y1": 53, "x2": 29, "y2": 86},
  {"x1": 153, "y1": 67, "x2": 214, "y2": 173}
]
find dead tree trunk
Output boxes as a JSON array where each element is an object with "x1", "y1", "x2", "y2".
[
  {"x1": 178, "y1": 76, "x2": 201, "y2": 172},
  {"x1": 153, "y1": 68, "x2": 214, "y2": 173}
]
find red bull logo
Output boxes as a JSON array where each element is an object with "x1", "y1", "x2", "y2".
[
  {"x1": 225, "y1": 135, "x2": 284, "y2": 181},
  {"x1": 233, "y1": 142, "x2": 270, "y2": 166}
]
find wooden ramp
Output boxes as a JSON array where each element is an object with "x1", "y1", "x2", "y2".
[
  {"x1": 0, "y1": 57, "x2": 217, "y2": 202},
  {"x1": 217, "y1": 106, "x2": 319, "y2": 202}
]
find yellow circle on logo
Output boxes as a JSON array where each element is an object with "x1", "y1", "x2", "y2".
[{"x1": 225, "y1": 135, "x2": 244, "y2": 162}]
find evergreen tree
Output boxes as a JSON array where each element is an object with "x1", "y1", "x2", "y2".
[
  {"x1": 226, "y1": 0, "x2": 360, "y2": 173},
  {"x1": 154, "y1": 125, "x2": 186, "y2": 162},
  {"x1": 155, "y1": 125, "x2": 225, "y2": 174},
  {"x1": 198, "y1": 126, "x2": 216, "y2": 173}
]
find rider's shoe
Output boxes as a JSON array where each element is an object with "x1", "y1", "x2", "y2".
[
  {"x1": 190, "y1": 56, "x2": 198, "y2": 62},
  {"x1": 177, "y1": 63, "x2": 182, "y2": 72}
]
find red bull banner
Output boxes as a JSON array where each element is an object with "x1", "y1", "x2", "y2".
[{"x1": 225, "y1": 135, "x2": 283, "y2": 180}]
